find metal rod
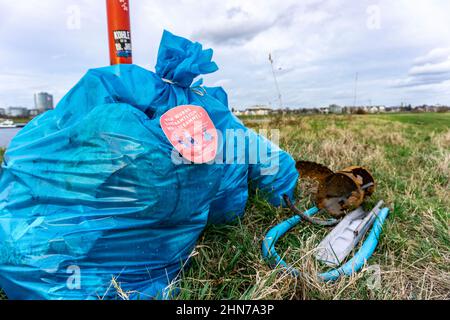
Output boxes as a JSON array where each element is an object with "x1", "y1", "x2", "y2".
[
  {"x1": 283, "y1": 195, "x2": 340, "y2": 227},
  {"x1": 353, "y1": 200, "x2": 384, "y2": 236},
  {"x1": 269, "y1": 53, "x2": 282, "y2": 109}
]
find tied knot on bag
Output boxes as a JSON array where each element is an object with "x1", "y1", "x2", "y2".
[{"x1": 156, "y1": 30, "x2": 218, "y2": 88}]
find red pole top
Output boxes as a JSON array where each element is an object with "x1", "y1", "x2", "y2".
[{"x1": 106, "y1": 0, "x2": 132, "y2": 65}]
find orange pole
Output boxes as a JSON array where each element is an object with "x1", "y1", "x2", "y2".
[{"x1": 106, "y1": 0, "x2": 132, "y2": 65}]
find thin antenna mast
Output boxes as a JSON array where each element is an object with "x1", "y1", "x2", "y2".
[
  {"x1": 353, "y1": 72, "x2": 358, "y2": 107},
  {"x1": 269, "y1": 53, "x2": 283, "y2": 109}
]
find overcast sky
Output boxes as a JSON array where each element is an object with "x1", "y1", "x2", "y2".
[{"x1": 1, "y1": 0, "x2": 450, "y2": 109}]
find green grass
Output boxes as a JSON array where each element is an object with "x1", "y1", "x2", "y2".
[
  {"x1": 375, "y1": 112, "x2": 450, "y2": 128},
  {"x1": 0, "y1": 113, "x2": 449, "y2": 300},
  {"x1": 0, "y1": 116, "x2": 33, "y2": 123}
]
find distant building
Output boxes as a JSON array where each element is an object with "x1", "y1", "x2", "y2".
[
  {"x1": 365, "y1": 106, "x2": 386, "y2": 114},
  {"x1": 244, "y1": 105, "x2": 273, "y2": 116},
  {"x1": 385, "y1": 106, "x2": 401, "y2": 113},
  {"x1": 29, "y1": 109, "x2": 40, "y2": 117},
  {"x1": 329, "y1": 104, "x2": 343, "y2": 114},
  {"x1": 319, "y1": 107, "x2": 330, "y2": 114},
  {"x1": 0, "y1": 108, "x2": 5, "y2": 116},
  {"x1": 34, "y1": 92, "x2": 54, "y2": 113},
  {"x1": 232, "y1": 106, "x2": 275, "y2": 116},
  {"x1": 7, "y1": 107, "x2": 29, "y2": 117},
  {"x1": 342, "y1": 106, "x2": 352, "y2": 114}
]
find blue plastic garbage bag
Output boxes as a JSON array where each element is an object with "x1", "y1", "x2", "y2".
[{"x1": 0, "y1": 30, "x2": 298, "y2": 300}]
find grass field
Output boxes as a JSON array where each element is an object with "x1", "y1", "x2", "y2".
[{"x1": 0, "y1": 112, "x2": 449, "y2": 300}]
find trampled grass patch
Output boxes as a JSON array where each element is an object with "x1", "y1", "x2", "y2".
[{"x1": 0, "y1": 112, "x2": 449, "y2": 300}]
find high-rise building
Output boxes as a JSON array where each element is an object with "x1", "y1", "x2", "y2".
[{"x1": 34, "y1": 92, "x2": 54, "y2": 113}]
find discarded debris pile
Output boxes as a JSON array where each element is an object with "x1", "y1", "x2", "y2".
[
  {"x1": 263, "y1": 161, "x2": 390, "y2": 281},
  {"x1": 0, "y1": 31, "x2": 298, "y2": 300},
  {"x1": 296, "y1": 161, "x2": 375, "y2": 217}
]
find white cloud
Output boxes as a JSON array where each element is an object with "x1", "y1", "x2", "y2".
[
  {"x1": 392, "y1": 47, "x2": 450, "y2": 92},
  {"x1": 410, "y1": 60, "x2": 450, "y2": 76},
  {"x1": 414, "y1": 48, "x2": 450, "y2": 65}
]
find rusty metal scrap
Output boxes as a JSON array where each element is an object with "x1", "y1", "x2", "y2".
[
  {"x1": 296, "y1": 160, "x2": 334, "y2": 183},
  {"x1": 296, "y1": 161, "x2": 375, "y2": 218}
]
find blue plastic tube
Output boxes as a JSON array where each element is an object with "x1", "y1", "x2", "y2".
[{"x1": 262, "y1": 207, "x2": 390, "y2": 281}]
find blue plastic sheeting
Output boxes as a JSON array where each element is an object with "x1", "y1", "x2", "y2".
[{"x1": 0, "y1": 30, "x2": 298, "y2": 300}]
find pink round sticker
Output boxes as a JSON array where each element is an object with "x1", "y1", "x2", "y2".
[{"x1": 160, "y1": 105, "x2": 218, "y2": 164}]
